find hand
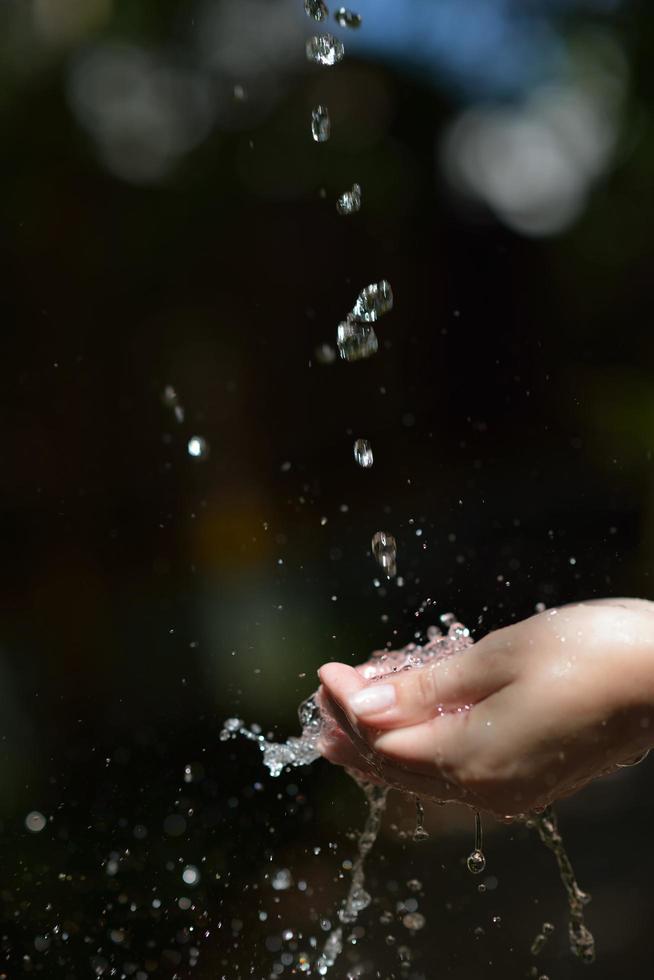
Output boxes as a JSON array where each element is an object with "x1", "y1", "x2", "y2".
[{"x1": 317, "y1": 599, "x2": 654, "y2": 817}]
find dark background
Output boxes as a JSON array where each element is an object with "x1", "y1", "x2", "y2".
[{"x1": 1, "y1": 0, "x2": 654, "y2": 977}]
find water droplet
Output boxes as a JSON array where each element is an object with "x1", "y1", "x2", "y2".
[
  {"x1": 353, "y1": 438, "x2": 373, "y2": 468},
  {"x1": 411, "y1": 796, "x2": 429, "y2": 841},
  {"x1": 162, "y1": 385, "x2": 185, "y2": 423},
  {"x1": 397, "y1": 945, "x2": 412, "y2": 964},
  {"x1": 406, "y1": 879, "x2": 422, "y2": 892},
  {"x1": 467, "y1": 849, "x2": 486, "y2": 874},
  {"x1": 334, "y1": 7, "x2": 362, "y2": 28},
  {"x1": 182, "y1": 865, "x2": 200, "y2": 886},
  {"x1": 271, "y1": 868, "x2": 293, "y2": 891},
  {"x1": 25, "y1": 811, "x2": 47, "y2": 833},
  {"x1": 315, "y1": 342, "x2": 336, "y2": 364},
  {"x1": 337, "y1": 319, "x2": 378, "y2": 361},
  {"x1": 337, "y1": 183, "x2": 362, "y2": 215},
  {"x1": 311, "y1": 105, "x2": 331, "y2": 142},
  {"x1": 371, "y1": 531, "x2": 397, "y2": 578},
  {"x1": 305, "y1": 0, "x2": 329, "y2": 21},
  {"x1": 183, "y1": 762, "x2": 204, "y2": 783},
  {"x1": 306, "y1": 33, "x2": 345, "y2": 67},
  {"x1": 467, "y1": 811, "x2": 486, "y2": 873},
  {"x1": 351, "y1": 280, "x2": 394, "y2": 322},
  {"x1": 530, "y1": 923, "x2": 554, "y2": 956},
  {"x1": 402, "y1": 912, "x2": 425, "y2": 931},
  {"x1": 187, "y1": 435, "x2": 209, "y2": 459}
]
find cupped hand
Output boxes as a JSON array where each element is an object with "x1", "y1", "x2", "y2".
[{"x1": 317, "y1": 599, "x2": 654, "y2": 817}]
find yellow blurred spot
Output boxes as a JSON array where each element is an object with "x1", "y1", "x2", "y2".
[{"x1": 33, "y1": 0, "x2": 112, "y2": 45}]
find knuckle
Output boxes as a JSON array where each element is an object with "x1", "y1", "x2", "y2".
[{"x1": 415, "y1": 665, "x2": 439, "y2": 708}]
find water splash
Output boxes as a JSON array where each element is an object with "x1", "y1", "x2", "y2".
[
  {"x1": 219, "y1": 695, "x2": 322, "y2": 777},
  {"x1": 222, "y1": 619, "x2": 473, "y2": 973},
  {"x1": 222, "y1": 622, "x2": 594, "y2": 974},
  {"x1": 531, "y1": 807, "x2": 595, "y2": 963},
  {"x1": 316, "y1": 783, "x2": 388, "y2": 975}
]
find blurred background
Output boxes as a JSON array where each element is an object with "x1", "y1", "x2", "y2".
[{"x1": 1, "y1": 0, "x2": 654, "y2": 976}]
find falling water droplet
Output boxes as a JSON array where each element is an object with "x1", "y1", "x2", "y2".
[
  {"x1": 311, "y1": 105, "x2": 331, "y2": 142},
  {"x1": 337, "y1": 319, "x2": 378, "y2": 361},
  {"x1": 315, "y1": 342, "x2": 336, "y2": 364},
  {"x1": 187, "y1": 435, "x2": 209, "y2": 459},
  {"x1": 305, "y1": 0, "x2": 329, "y2": 21},
  {"x1": 353, "y1": 438, "x2": 373, "y2": 468},
  {"x1": 271, "y1": 868, "x2": 293, "y2": 891},
  {"x1": 371, "y1": 531, "x2": 397, "y2": 579},
  {"x1": 531, "y1": 921, "x2": 555, "y2": 956},
  {"x1": 25, "y1": 811, "x2": 47, "y2": 833},
  {"x1": 402, "y1": 912, "x2": 426, "y2": 931},
  {"x1": 413, "y1": 797, "x2": 429, "y2": 842},
  {"x1": 334, "y1": 7, "x2": 362, "y2": 28},
  {"x1": 467, "y1": 849, "x2": 486, "y2": 875},
  {"x1": 162, "y1": 385, "x2": 185, "y2": 423},
  {"x1": 336, "y1": 183, "x2": 362, "y2": 215},
  {"x1": 182, "y1": 865, "x2": 200, "y2": 886},
  {"x1": 467, "y1": 811, "x2": 486, "y2": 874},
  {"x1": 306, "y1": 34, "x2": 345, "y2": 66},
  {"x1": 351, "y1": 280, "x2": 394, "y2": 322}
]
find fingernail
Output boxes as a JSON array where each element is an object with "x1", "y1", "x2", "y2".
[{"x1": 347, "y1": 683, "x2": 396, "y2": 717}]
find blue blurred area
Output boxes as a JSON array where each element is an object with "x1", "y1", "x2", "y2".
[{"x1": 322, "y1": 0, "x2": 622, "y2": 100}]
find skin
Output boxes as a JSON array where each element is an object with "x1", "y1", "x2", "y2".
[{"x1": 317, "y1": 599, "x2": 654, "y2": 818}]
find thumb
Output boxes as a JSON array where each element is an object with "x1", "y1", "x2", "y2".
[{"x1": 318, "y1": 635, "x2": 510, "y2": 732}]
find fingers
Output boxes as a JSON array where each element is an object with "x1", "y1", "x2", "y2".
[
  {"x1": 318, "y1": 636, "x2": 512, "y2": 734},
  {"x1": 372, "y1": 710, "x2": 468, "y2": 775},
  {"x1": 318, "y1": 724, "x2": 466, "y2": 804}
]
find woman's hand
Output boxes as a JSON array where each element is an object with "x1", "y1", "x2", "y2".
[{"x1": 317, "y1": 599, "x2": 654, "y2": 817}]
